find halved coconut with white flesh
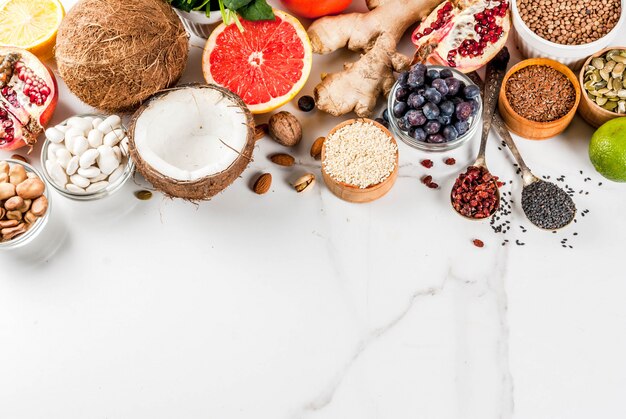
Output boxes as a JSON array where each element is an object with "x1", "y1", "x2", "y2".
[{"x1": 128, "y1": 84, "x2": 254, "y2": 200}]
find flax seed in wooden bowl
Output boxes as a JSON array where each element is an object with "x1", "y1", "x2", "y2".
[
  {"x1": 578, "y1": 47, "x2": 626, "y2": 129},
  {"x1": 321, "y1": 119, "x2": 398, "y2": 203},
  {"x1": 498, "y1": 58, "x2": 581, "y2": 140}
]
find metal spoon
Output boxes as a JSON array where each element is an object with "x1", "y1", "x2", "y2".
[
  {"x1": 451, "y1": 47, "x2": 510, "y2": 220},
  {"x1": 492, "y1": 115, "x2": 577, "y2": 230},
  {"x1": 468, "y1": 71, "x2": 577, "y2": 230}
]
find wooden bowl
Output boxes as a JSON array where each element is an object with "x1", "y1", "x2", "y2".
[
  {"x1": 498, "y1": 58, "x2": 581, "y2": 140},
  {"x1": 578, "y1": 46, "x2": 626, "y2": 128},
  {"x1": 321, "y1": 119, "x2": 398, "y2": 203}
]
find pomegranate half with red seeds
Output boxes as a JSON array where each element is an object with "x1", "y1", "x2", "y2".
[
  {"x1": 412, "y1": 0, "x2": 511, "y2": 73},
  {"x1": 0, "y1": 47, "x2": 57, "y2": 151}
]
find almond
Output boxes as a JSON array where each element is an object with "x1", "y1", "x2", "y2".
[
  {"x1": 310, "y1": 137, "x2": 325, "y2": 160},
  {"x1": 269, "y1": 153, "x2": 295, "y2": 167},
  {"x1": 253, "y1": 173, "x2": 272, "y2": 195},
  {"x1": 254, "y1": 123, "x2": 268, "y2": 142}
]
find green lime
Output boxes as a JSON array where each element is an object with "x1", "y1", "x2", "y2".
[{"x1": 589, "y1": 117, "x2": 626, "y2": 182}]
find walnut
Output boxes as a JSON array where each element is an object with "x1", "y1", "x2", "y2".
[{"x1": 268, "y1": 112, "x2": 302, "y2": 147}]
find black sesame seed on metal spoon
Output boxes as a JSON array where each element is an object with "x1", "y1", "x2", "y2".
[{"x1": 521, "y1": 180, "x2": 576, "y2": 230}]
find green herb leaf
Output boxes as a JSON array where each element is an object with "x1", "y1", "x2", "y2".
[
  {"x1": 223, "y1": 0, "x2": 253, "y2": 10},
  {"x1": 238, "y1": 0, "x2": 274, "y2": 21}
]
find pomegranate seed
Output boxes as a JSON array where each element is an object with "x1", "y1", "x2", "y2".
[
  {"x1": 424, "y1": 27, "x2": 433, "y2": 35},
  {"x1": 420, "y1": 159, "x2": 433, "y2": 168}
]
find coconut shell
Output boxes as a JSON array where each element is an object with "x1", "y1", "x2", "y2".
[
  {"x1": 55, "y1": 0, "x2": 189, "y2": 112},
  {"x1": 128, "y1": 84, "x2": 255, "y2": 201}
]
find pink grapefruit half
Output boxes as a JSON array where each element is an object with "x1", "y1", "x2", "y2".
[{"x1": 202, "y1": 10, "x2": 312, "y2": 114}]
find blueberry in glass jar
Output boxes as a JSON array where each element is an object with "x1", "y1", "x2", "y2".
[
  {"x1": 422, "y1": 102, "x2": 440, "y2": 119},
  {"x1": 424, "y1": 120, "x2": 441, "y2": 135},
  {"x1": 393, "y1": 101, "x2": 408, "y2": 117},
  {"x1": 390, "y1": 65, "x2": 480, "y2": 145}
]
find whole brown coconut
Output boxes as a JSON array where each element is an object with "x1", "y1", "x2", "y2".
[
  {"x1": 55, "y1": 0, "x2": 188, "y2": 112},
  {"x1": 128, "y1": 84, "x2": 255, "y2": 201}
]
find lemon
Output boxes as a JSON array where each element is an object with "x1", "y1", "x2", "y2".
[
  {"x1": 0, "y1": 0, "x2": 65, "y2": 61},
  {"x1": 589, "y1": 117, "x2": 626, "y2": 182}
]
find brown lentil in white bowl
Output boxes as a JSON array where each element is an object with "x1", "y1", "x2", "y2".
[{"x1": 511, "y1": 0, "x2": 626, "y2": 69}]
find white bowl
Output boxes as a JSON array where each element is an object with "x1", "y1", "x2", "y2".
[
  {"x1": 511, "y1": 0, "x2": 625, "y2": 70},
  {"x1": 174, "y1": 8, "x2": 223, "y2": 39}
]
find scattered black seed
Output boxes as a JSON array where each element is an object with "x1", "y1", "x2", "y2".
[
  {"x1": 573, "y1": 232, "x2": 578, "y2": 235},
  {"x1": 521, "y1": 180, "x2": 576, "y2": 230},
  {"x1": 297, "y1": 95, "x2": 315, "y2": 112},
  {"x1": 599, "y1": 182, "x2": 603, "y2": 186}
]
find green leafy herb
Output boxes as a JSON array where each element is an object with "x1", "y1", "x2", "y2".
[{"x1": 167, "y1": 0, "x2": 274, "y2": 27}]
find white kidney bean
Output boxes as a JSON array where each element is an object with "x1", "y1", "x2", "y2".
[
  {"x1": 64, "y1": 134, "x2": 76, "y2": 153},
  {"x1": 55, "y1": 148, "x2": 72, "y2": 169},
  {"x1": 90, "y1": 173, "x2": 108, "y2": 183},
  {"x1": 65, "y1": 127, "x2": 84, "y2": 140},
  {"x1": 47, "y1": 142, "x2": 64, "y2": 156},
  {"x1": 72, "y1": 136, "x2": 89, "y2": 156},
  {"x1": 87, "y1": 129, "x2": 103, "y2": 148},
  {"x1": 119, "y1": 137, "x2": 130, "y2": 157},
  {"x1": 68, "y1": 117, "x2": 92, "y2": 133},
  {"x1": 108, "y1": 165, "x2": 125, "y2": 183},
  {"x1": 69, "y1": 174, "x2": 90, "y2": 189},
  {"x1": 96, "y1": 145, "x2": 118, "y2": 175},
  {"x1": 103, "y1": 129, "x2": 124, "y2": 147},
  {"x1": 86, "y1": 181, "x2": 109, "y2": 193},
  {"x1": 91, "y1": 118, "x2": 104, "y2": 129},
  {"x1": 55, "y1": 124, "x2": 69, "y2": 133},
  {"x1": 112, "y1": 146, "x2": 121, "y2": 162},
  {"x1": 49, "y1": 161, "x2": 68, "y2": 187},
  {"x1": 97, "y1": 115, "x2": 121, "y2": 134},
  {"x1": 78, "y1": 166, "x2": 101, "y2": 178},
  {"x1": 45, "y1": 127, "x2": 65, "y2": 143},
  {"x1": 79, "y1": 149, "x2": 99, "y2": 169},
  {"x1": 66, "y1": 184, "x2": 85, "y2": 194},
  {"x1": 66, "y1": 156, "x2": 79, "y2": 176}
]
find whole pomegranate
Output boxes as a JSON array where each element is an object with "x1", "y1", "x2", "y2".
[
  {"x1": 0, "y1": 47, "x2": 57, "y2": 151},
  {"x1": 412, "y1": 0, "x2": 511, "y2": 73}
]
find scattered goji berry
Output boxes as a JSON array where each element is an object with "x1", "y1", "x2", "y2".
[{"x1": 473, "y1": 239, "x2": 484, "y2": 248}]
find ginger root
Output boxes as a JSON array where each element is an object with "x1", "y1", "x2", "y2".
[{"x1": 308, "y1": 0, "x2": 444, "y2": 117}]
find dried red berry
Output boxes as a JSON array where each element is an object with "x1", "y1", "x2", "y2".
[
  {"x1": 427, "y1": 182, "x2": 439, "y2": 189},
  {"x1": 444, "y1": 157, "x2": 456, "y2": 165},
  {"x1": 421, "y1": 175, "x2": 432, "y2": 184},
  {"x1": 420, "y1": 159, "x2": 433, "y2": 168},
  {"x1": 473, "y1": 239, "x2": 484, "y2": 248}
]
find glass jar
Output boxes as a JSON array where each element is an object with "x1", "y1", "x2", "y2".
[
  {"x1": 387, "y1": 65, "x2": 482, "y2": 152},
  {"x1": 0, "y1": 159, "x2": 51, "y2": 250},
  {"x1": 40, "y1": 114, "x2": 135, "y2": 201}
]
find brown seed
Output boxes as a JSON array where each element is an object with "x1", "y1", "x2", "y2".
[
  {"x1": 30, "y1": 195, "x2": 48, "y2": 217},
  {"x1": 10, "y1": 154, "x2": 29, "y2": 164},
  {"x1": 0, "y1": 219, "x2": 18, "y2": 228},
  {"x1": 253, "y1": 173, "x2": 272, "y2": 194},
  {"x1": 24, "y1": 210, "x2": 38, "y2": 224},
  {"x1": 473, "y1": 239, "x2": 485, "y2": 248},
  {"x1": 15, "y1": 178, "x2": 45, "y2": 200},
  {"x1": 254, "y1": 123, "x2": 268, "y2": 142},
  {"x1": 6, "y1": 210, "x2": 22, "y2": 221},
  {"x1": 1, "y1": 223, "x2": 27, "y2": 242},
  {"x1": 293, "y1": 173, "x2": 315, "y2": 193},
  {"x1": 134, "y1": 190, "x2": 153, "y2": 200},
  {"x1": 310, "y1": 137, "x2": 325, "y2": 160},
  {"x1": 269, "y1": 153, "x2": 295, "y2": 167},
  {"x1": 4, "y1": 196, "x2": 24, "y2": 211}
]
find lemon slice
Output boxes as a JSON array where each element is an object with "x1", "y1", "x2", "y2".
[{"x1": 0, "y1": 0, "x2": 65, "y2": 61}]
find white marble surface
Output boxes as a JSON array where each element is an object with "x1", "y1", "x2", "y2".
[{"x1": 1, "y1": 1, "x2": 626, "y2": 418}]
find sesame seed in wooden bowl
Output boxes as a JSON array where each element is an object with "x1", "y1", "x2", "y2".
[{"x1": 321, "y1": 118, "x2": 399, "y2": 203}]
